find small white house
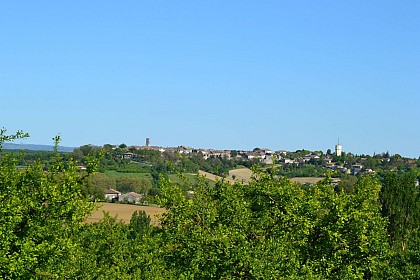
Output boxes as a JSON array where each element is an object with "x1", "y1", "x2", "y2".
[
  {"x1": 120, "y1": 192, "x2": 144, "y2": 204},
  {"x1": 105, "y1": 189, "x2": 121, "y2": 202}
]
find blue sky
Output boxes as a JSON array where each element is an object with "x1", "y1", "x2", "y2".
[{"x1": 1, "y1": 1, "x2": 419, "y2": 158}]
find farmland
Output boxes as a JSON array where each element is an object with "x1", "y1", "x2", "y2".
[
  {"x1": 198, "y1": 168, "x2": 253, "y2": 184},
  {"x1": 86, "y1": 202, "x2": 165, "y2": 225},
  {"x1": 105, "y1": 170, "x2": 211, "y2": 185},
  {"x1": 290, "y1": 177, "x2": 324, "y2": 184},
  {"x1": 201, "y1": 168, "x2": 325, "y2": 186},
  {"x1": 228, "y1": 168, "x2": 253, "y2": 183}
]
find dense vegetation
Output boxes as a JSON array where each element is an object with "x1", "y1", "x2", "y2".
[{"x1": 1, "y1": 130, "x2": 420, "y2": 279}]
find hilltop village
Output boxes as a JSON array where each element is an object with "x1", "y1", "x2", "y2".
[{"x1": 114, "y1": 138, "x2": 418, "y2": 178}]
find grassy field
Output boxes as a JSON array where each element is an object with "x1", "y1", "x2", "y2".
[
  {"x1": 105, "y1": 170, "x2": 212, "y2": 186},
  {"x1": 105, "y1": 170, "x2": 152, "y2": 179},
  {"x1": 86, "y1": 202, "x2": 165, "y2": 225},
  {"x1": 168, "y1": 173, "x2": 211, "y2": 185}
]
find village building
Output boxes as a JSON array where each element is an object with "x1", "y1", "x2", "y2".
[
  {"x1": 104, "y1": 189, "x2": 121, "y2": 202},
  {"x1": 120, "y1": 192, "x2": 145, "y2": 204}
]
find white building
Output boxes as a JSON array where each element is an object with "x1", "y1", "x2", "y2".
[
  {"x1": 120, "y1": 192, "x2": 144, "y2": 204},
  {"x1": 104, "y1": 189, "x2": 121, "y2": 202},
  {"x1": 335, "y1": 139, "x2": 343, "y2": 156}
]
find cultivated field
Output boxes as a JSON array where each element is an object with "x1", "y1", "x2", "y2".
[
  {"x1": 198, "y1": 170, "x2": 237, "y2": 183},
  {"x1": 198, "y1": 168, "x2": 253, "y2": 184},
  {"x1": 290, "y1": 177, "x2": 324, "y2": 184},
  {"x1": 228, "y1": 168, "x2": 253, "y2": 183},
  {"x1": 86, "y1": 202, "x2": 165, "y2": 225},
  {"x1": 199, "y1": 168, "x2": 324, "y2": 186}
]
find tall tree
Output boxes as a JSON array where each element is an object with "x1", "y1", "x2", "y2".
[{"x1": 380, "y1": 172, "x2": 420, "y2": 252}]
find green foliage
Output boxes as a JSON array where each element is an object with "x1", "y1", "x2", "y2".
[
  {"x1": 84, "y1": 172, "x2": 116, "y2": 199},
  {"x1": 276, "y1": 163, "x2": 325, "y2": 177},
  {"x1": 119, "y1": 143, "x2": 127, "y2": 149},
  {"x1": 158, "y1": 170, "x2": 389, "y2": 279},
  {"x1": 129, "y1": 210, "x2": 152, "y2": 239},
  {"x1": 380, "y1": 171, "x2": 420, "y2": 252},
  {"x1": 0, "y1": 131, "x2": 95, "y2": 279},
  {"x1": 336, "y1": 175, "x2": 358, "y2": 193},
  {"x1": 73, "y1": 213, "x2": 171, "y2": 279},
  {"x1": 116, "y1": 176, "x2": 152, "y2": 195},
  {"x1": 2, "y1": 130, "x2": 419, "y2": 278},
  {"x1": 0, "y1": 128, "x2": 29, "y2": 149}
]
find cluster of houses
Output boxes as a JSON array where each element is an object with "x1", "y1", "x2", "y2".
[
  {"x1": 325, "y1": 162, "x2": 374, "y2": 176},
  {"x1": 123, "y1": 145, "x2": 286, "y2": 165},
  {"x1": 104, "y1": 189, "x2": 147, "y2": 204},
  {"x1": 115, "y1": 141, "x2": 385, "y2": 177},
  {"x1": 120, "y1": 145, "x2": 371, "y2": 174}
]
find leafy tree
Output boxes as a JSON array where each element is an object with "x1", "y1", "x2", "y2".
[
  {"x1": 84, "y1": 172, "x2": 116, "y2": 199},
  {"x1": 0, "y1": 131, "x2": 95, "y2": 279},
  {"x1": 129, "y1": 210, "x2": 152, "y2": 239},
  {"x1": 74, "y1": 213, "x2": 172, "y2": 279},
  {"x1": 305, "y1": 175, "x2": 389, "y2": 278},
  {"x1": 336, "y1": 175, "x2": 358, "y2": 193},
  {"x1": 380, "y1": 172, "x2": 420, "y2": 252},
  {"x1": 119, "y1": 143, "x2": 127, "y2": 149},
  {"x1": 0, "y1": 128, "x2": 29, "y2": 148},
  {"x1": 158, "y1": 169, "x2": 389, "y2": 279},
  {"x1": 116, "y1": 176, "x2": 152, "y2": 195}
]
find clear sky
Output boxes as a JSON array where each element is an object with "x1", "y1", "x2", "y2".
[{"x1": 1, "y1": 1, "x2": 419, "y2": 158}]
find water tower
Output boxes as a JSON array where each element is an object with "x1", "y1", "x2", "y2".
[{"x1": 335, "y1": 139, "x2": 342, "y2": 156}]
